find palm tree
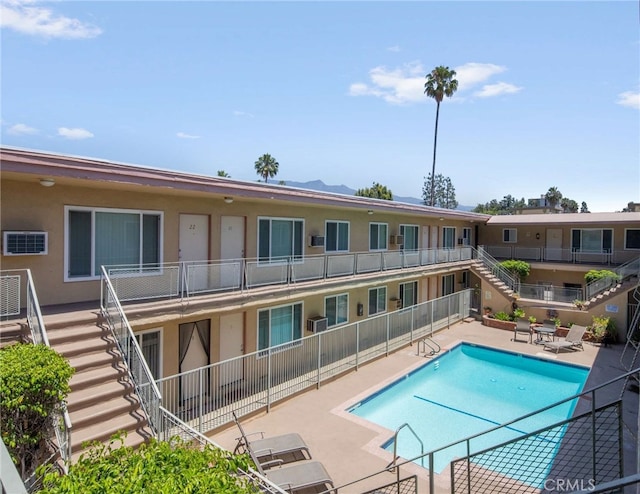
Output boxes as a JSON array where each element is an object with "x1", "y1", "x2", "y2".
[
  {"x1": 424, "y1": 66, "x2": 458, "y2": 206},
  {"x1": 545, "y1": 187, "x2": 562, "y2": 210},
  {"x1": 254, "y1": 154, "x2": 279, "y2": 183},
  {"x1": 217, "y1": 170, "x2": 230, "y2": 177}
]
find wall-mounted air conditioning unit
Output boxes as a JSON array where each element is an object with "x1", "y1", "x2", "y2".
[
  {"x1": 2, "y1": 231, "x2": 48, "y2": 256},
  {"x1": 306, "y1": 316, "x2": 328, "y2": 333},
  {"x1": 390, "y1": 298, "x2": 402, "y2": 309},
  {"x1": 390, "y1": 235, "x2": 404, "y2": 245},
  {"x1": 308, "y1": 235, "x2": 325, "y2": 247}
]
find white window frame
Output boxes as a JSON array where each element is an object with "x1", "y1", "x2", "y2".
[
  {"x1": 399, "y1": 224, "x2": 419, "y2": 251},
  {"x1": 324, "y1": 293, "x2": 349, "y2": 328},
  {"x1": 133, "y1": 327, "x2": 163, "y2": 379},
  {"x1": 443, "y1": 226, "x2": 456, "y2": 249},
  {"x1": 64, "y1": 206, "x2": 163, "y2": 282},
  {"x1": 571, "y1": 228, "x2": 613, "y2": 252},
  {"x1": 399, "y1": 281, "x2": 418, "y2": 308},
  {"x1": 257, "y1": 301, "x2": 304, "y2": 354},
  {"x1": 624, "y1": 228, "x2": 640, "y2": 250},
  {"x1": 257, "y1": 216, "x2": 305, "y2": 263},
  {"x1": 503, "y1": 228, "x2": 517, "y2": 243},
  {"x1": 462, "y1": 227, "x2": 472, "y2": 246},
  {"x1": 368, "y1": 286, "x2": 387, "y2": 316},
  {"x1": 325, "y1": 220, "x2": 350, "y2": 253},
  {"x1": 442, "y1": 274, "x2": 455, "y2": 295},
  {"x1": 369, "y1": 223, "x2": 389, "y2": 251}
]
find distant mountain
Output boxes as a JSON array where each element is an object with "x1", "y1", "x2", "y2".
[{"x1": 281, "y1": 179, "x2": 474, "y2": 211}]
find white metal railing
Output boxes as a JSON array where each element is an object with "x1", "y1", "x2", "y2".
[
  {"x1": 584, "y1": 256, "x2": 640, "y2": 300},
  {"x1": 154, "y1": 290, "x2": 471, "y2": 436},
  {"x1": 484, "y1": 245, "x2": 636, "y2": 265},
  {"x1": 106, "y1": 247, "x2": 475, "y2": 303},
  {"x1": 518, "y1": 283, "x2": 583, "y2": 303},
  {"x1": 0, "y1": 270, "x2": 72, "y2": 477},
  {"x1": 100, "y1": 266, "x2": 163, "y2": 434},
  {"x1": 475, "y1": 247, "x2": 520, "y2": 293}
]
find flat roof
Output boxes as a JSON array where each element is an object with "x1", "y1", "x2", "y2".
[{"x1": 487, "y1": 211, "x2": 640, "y2": 225}]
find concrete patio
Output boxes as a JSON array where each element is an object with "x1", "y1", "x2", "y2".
[{"x1": 210, "y1": 319, "x2": 639, "y2": 493}]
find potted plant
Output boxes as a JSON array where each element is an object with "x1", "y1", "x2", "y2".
[
  {"x1": 483, "y1": 306, "x2": 493, "y2": 316},
  {"x1": 573, "y1": 299, "x2": 585, "y2": 310},
  {"x1": 512, "y1": 308, "x2": 525, "y2": 320}
]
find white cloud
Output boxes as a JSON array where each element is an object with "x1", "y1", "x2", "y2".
[
  {"x1": 233, "y1": 110, "x2": 255, "y2": 118},
  {"x1": 8, "y1": 122, "x2": 38, "y2": 135},
  {"x1": 0, "y1": 0, "x2": 102, "y2": 39},
  {"x1": 177, "y1": 132, "x2": 200, "y2": 139},
  {"x1": 387, "y1": 45, "x2": 400, "y2": 52},
  {"x1": 474, "y1": 81, "x2": 523, "y2": 98},
  {"x1": 616, "y1": 90, "x2": 640, "y2": 110},
  {"x1": 349, "y1": 61, "x2": 426, "y2": 104},
  {"x1": 453, "y1": 62, "x2": 506, "y2": 92},
  {"x1": 349, "y1": 61, "x2": 519, "y2": 105},
  {"x1": 58, "y1": 127, "x2": 93, "y2": 140}
]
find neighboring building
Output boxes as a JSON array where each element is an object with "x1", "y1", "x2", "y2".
[{"x1": 515, "y1": 195, "x2": 564, "y2": 214}]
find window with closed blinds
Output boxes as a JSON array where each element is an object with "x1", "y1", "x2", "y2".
[{"x1": 66, "y1": 207, "x2": 162, "y2": 280}]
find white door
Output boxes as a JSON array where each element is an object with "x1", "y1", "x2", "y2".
[
  {"x1": 220, "y1": 216, "x2": 245, "y2": 289},
  {"x1": 179, "y1": 214, "x2": 209, "y2": 292},
  {"x1": 179, "y1": 325, "x2": 209, "y2": 403},
  {"x1": 546, "y1": 228, "x2": 563, "y2": 261},
  {"x1": 219, "y1": 313, "x2": 244, "y2": 386},
  {"x1": 422, "y1": 226, "x2": 430, "y2": 249}
]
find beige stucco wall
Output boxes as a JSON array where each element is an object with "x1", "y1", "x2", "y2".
[{"x1": 1, "y1": 177, "x2": 478, "y2": 306}]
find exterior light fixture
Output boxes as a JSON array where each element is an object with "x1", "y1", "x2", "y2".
[
  {"x1": 367, "y1": 210, "x2": 373, "y2": 215},
  {"x1": 224, "y1": 197, "x2": 233, "y2": 204},
  {"x1": 39, "y1": 178, "x2": 55, "y2": 187},
  {"x1": 439, "y1": 217, "x2": 444, "y2": 221}
]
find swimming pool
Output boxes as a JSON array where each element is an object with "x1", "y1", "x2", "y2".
[{"x1": 348, "y1": 343, "x2": 589, "y2": 484}]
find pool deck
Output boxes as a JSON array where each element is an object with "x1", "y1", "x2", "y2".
[{"x1": 210, "y1": 320, "x2": 639, "y2": 494}]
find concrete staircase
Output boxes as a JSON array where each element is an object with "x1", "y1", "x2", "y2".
[
  {"x1": 470, "y1": 260, "x2": 516, "y2": 299},
  {"x1": 583, "y1": 275, "x2": 639, "y2": 310},
  {"x1": 43, "y1": 314, "x2": 153, "y2": 462}
]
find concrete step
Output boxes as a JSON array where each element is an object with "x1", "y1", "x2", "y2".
[
  {"x1": 70, "y1": 410, "x2": 151, "y2": 455},
  {"x1": 69, "y1": 361, "x2": 128, "y2": 392},
  {"x1": 54, "y1": 334, "x2": 117, "y2": 359},
  {"x1": 67, "y1": 379, "x2": 135, "y2": 412},
  {"x1": 66, "y1": 349, "x2": 123, "y2": 373},
  {"x1": 69, "y1": 393, "x2": 142, "y2": 429},
  {"x1": 46, "y1": 324, "x2": 111, "y2": 346}
]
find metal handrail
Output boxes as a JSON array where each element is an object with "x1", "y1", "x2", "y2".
[
  {"x1": 473, "y1": 247, "x2": 520, "y2": 293},
  {"x1": 100, "y1": 266, "x2": 162, "y2": 434},
  {"x1": 417, "y1": 337, "x2": 441, "y2": 356},
  {"x1": 24, "y1": 269, "x2": 72, "y2": 472},
  {"x1": 387, "y1": 423, "x2": 424, "y2": 470}
]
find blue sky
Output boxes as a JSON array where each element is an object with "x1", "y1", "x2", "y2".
[{"x1": 1, "y1": 1, "x2": 638, "y2": 212}]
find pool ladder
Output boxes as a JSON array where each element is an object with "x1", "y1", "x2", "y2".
[
  {"x1": 417, "y1": 337, "x2": 441, "y2": 357},
  {"x1": 387, "y1": 423, "x2": 424, "y2": 471}
]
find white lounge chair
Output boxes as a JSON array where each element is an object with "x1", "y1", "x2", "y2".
[
  {"x1": 544, "y1": 325, "x2": 587, "y2": 353},
  {"x1": 233, "y1": 411, "x2": 311, "y2": 464}
]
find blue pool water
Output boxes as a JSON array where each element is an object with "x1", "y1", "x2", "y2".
[{"x1": 348, "y1": 343, "x2": 589, "y2": 485}]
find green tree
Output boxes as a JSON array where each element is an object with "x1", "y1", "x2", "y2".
[
  {"x1": 1, "y1": 343, "x2": 74, "y2": 479},
  {"x1": 424, "y1": 66, "x2": 458, "y2": 206},
  {"x1": 254, "y1": 154, "x2": 279, "y2": 183},
  {"x1": 40, "y1": 434, "x2": 255, "y2": 493},
  {"x1": 580, "y1": 201, "x2": 590, "y2": 213},
  {"x1": 422, "y1": 174, "x2": 457, "y2": 209},
  {"x1": 355, "y1": 182, "x2": 393, "y2": 200},
  {"x1": 217, "y1": 170, "x2": 230, "y2": 177},
  {"x1": 545, "y1": 186, "x2": 562, "y2": 209},
  {"x1": 561, "y1": 198, "x2": 579, "y2": 213}
]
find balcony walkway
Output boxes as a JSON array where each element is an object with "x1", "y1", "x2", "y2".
[{"x1": 210, "y1": 320, "x2": 638, "y2": 494}]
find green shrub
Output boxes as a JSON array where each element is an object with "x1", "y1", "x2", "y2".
[
  {"x1": 0, "y1": 343, "x2": 74, "y2": 479},
  {"x1": 589, "y1": 315, "x2": 617, "y2": 342},
  {"x1": 494, "y1": 311, "x2": 512, "y2": 321},
  {"x1": 499, "y1": 260, "x2": 531, "y2": 281},
  {"x1": 40, "y1": 434, "x2": 255, "y2": 493},
  {"x1": 513, "y1": 308, "x2": 525, "y2": 319},
  {"x1": 584, "y1": 269, "x2": 620, "y2": 284}
]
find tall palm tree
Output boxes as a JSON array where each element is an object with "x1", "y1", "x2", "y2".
[
  {"x1": 254, "y1": 154, "x2": 279, "y2": 183},
  {"x1": 545, "y1": 186, "x2": 562, "y2": 210},
  {"x1": 424, "y1": 66, "x2": 458, "y2": 206}
]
